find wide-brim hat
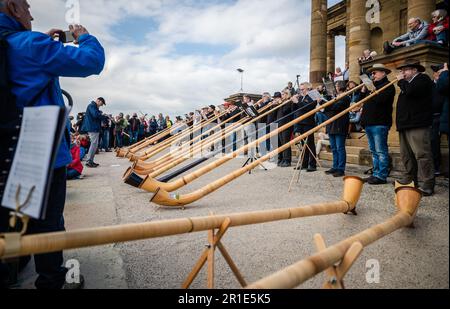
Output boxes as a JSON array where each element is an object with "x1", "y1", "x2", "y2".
[
  {"x1": 366, "y1": 63, "x2": 392, "y2": 75},
  {"x1": 396, "y1": 59, "x2": 426, "y2": 72}
]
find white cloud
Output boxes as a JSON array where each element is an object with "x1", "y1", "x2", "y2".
[{"x1": 28, "y1": 0, "x2": 341, "y2": 119}]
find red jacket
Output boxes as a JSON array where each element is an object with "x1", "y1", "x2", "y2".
[
  {"x1": 68, "y1": 145, "x2": 83, "y2": 174},
  {"x1": 428, "y1": 16, "x2": 449, "y2": 41}
]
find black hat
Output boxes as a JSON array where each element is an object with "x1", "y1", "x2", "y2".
[
  {"x1": 396, "y1": 59, "x2": 426, "y2": 72},
  {"x1": 431, "y1": 64, "x2": 445, "y2": 72},
  {"x1": 273, "y1": 92, "x2": 282, "y2": 98}
]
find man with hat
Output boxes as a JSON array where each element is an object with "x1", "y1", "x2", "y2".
[
  {"x1": 361, "y1": 64, "x2": 396, "y2": 185},
  {"x1": 396, "y1": 59, "x2": 435, "y2": 196}
]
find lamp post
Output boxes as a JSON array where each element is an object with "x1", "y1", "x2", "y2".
[{"x1": 237, "y1": 68, "x2": 244, "y2": 92}]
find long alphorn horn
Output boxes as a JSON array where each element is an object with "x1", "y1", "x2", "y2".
[
  {"x1": 116, "y1": 125, "x2": 173, "y2": 157},
  {"x1": 150, "y1": 81, "x2": 396, "y2": 206},
  {"x1": 247, "y1": 186, "x2": 422, "y2": 289},
  {"x1": 132, "y1": 106, "x2": 259, "y2": 172},
  {"x1": 0, "y1": 177, "x2": 363, "y2": 259},
  {"x1": 132, "y1": 84, "x2": 365, "y2": 193},
  {"x1": 124, "y1": 98, "x2": 313, "y2": 187},
  {"x1": 132, "y1": 101, "x2": 286, "y2": 176},
  {"x1": 130, "y1": 109, "x2": 237, "y2": 162}
]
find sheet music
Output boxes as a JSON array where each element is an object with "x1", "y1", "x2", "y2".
[
  {"x1": 360, "y1": 74, "x2": 376, "y2": 91},
  {"x1": 1, "y1": 106, "x2": 63, "y2": 219}
]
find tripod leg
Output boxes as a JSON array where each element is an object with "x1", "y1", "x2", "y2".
[{"x1": 288, "y1": 140, "x2": 307, "y2": 192}]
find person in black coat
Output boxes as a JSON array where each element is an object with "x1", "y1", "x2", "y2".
[
  {"x1": 273, "y1": 91, "x2": 293, "y2": 167},
  {"x1": 293, "y1": 83, "x2": 318, "y2": 172},
  {"x1": 396, "y1": 59, "x2": 435, "y2": 196},
  {"x1": 324, "y1": 81, "x2": 351, "y2": 177},
  {"x1": 361, "y1": 64, "x2": 396, "y2": 185}
]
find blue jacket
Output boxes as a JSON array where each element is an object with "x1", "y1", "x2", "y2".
[
  {"x1": 0, "y1": 13, "x2": 105, "y2": 168},
  {"x1": 81, "y1": 101, "x2": 103, "y2": 133}
]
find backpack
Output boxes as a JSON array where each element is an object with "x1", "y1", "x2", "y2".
[{"x1": 0, "y1": 29, "x2": 20, "y2": 201}]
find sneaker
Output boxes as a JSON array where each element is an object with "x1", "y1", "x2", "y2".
[
  {"x1": 325, "y1": 169, "x2": 337, "y2": 175},
  {"x1": 86, "y1": 162, "x2": 97, "y2": 168},
  {"x1": 333, "y1": 171, "x2": 345, "y2": 178},
  {"x1": 63, "y1": 275, "x2": 85, "y2": 290},
  {"x1": 368, "y1": 177, "x2": 387, "y2": 185},
  {"x1": 92, "y1": 162, "x2": 100, "y2": 167}
]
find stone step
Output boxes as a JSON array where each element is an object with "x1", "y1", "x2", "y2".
[{"x1": 319, "y1": 151, "x2": 362, "y2": 165}]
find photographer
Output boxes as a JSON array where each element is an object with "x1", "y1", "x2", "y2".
[{"x1": 0, "y1": 0, "x2": 105, "y2": 289}]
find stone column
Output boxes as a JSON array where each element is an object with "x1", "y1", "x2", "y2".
[
  {"x1": 327, "y1": 32, "x2": 335, "y2": 75},
  {"x1": 309, "y1": 0, "x2": 328, "y2": 85},
  {"x1": 408, "y1": 0, "x2": 436, "y2": 23},
  {"x1": 348, "y1": 0, "x2": 371, "y2": 82}
]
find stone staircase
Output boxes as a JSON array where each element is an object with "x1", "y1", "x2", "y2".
[{"x1": 291, "y1": 132, "x2": 449, "y2": 175}]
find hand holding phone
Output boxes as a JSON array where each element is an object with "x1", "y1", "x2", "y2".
[
  {"x1": 69, "y1": 24, "x2": 90, "y2": 44},
  {"x1": 59, "y1": 30, "x2": 75, "y2": 43}
]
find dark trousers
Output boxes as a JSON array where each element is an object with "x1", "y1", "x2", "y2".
[
  {"x1": 278, "y1": 128, "x2": 293, "y2": 163},
  {"x1": 0, "y1": 167, "x2": 68, "y2": 289},
  {"x1": 298, "y1": 126, "x2": 317, "y2": 169},
  {"x1": 431, "y1": 115, "x2": 442, "y2": 173},
  {"x1": 399, "y1": 128, "x2": 436, "y2": 190}
]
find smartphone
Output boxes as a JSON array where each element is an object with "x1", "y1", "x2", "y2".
[{"x1": 59, "y1": 30, "x2": 75, "y2": 43}]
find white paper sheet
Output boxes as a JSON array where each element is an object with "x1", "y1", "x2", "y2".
[{"x1": 1, "y1": 106, "x2": 63, "y2": 219}]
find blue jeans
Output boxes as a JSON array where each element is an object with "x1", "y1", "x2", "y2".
[
  {"x1": 131, "y1": 131, "x2": 139, "y2": 144},
  {"x1": 315, "y1": 112, "x2": 329, "y2": 126},
  {"x1": 329, "y1": 134, "x2": 347, "y2": 172},
  {"x1": 101, "y1": 130, "x2": 110, "y2": 150},
  {"x1": 366, "y1": 126, "x2": 390, "y2": 181},
  {"x1": 116, "y1": 133, "x2": 123, "y2": 148}
]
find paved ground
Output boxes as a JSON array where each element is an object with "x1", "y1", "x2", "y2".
[{"x1": 17, "y1": 151, "x2": 449, "y2": 289}]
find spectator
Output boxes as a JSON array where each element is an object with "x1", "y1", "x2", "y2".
[
  {"x1": 100, "y1": 114, "x2": 111, "y2": 152},
  {"x1": 361, "y1": 64, "x2": 396, "y2": 185},
  {"x1": 67, "y1": 141, "x2": 83, "y2": 180},
  {"x1": 157, "y1": 113, "x2": 166, "y2": 132},
  {"x1": 0, "y1": 0, "x2": 104, "y2": 289},
  {"x1": 334, "y1": 67, "x2": 343, "y2": 80},
  {"x1": 148, "y1": 115, "x2": 158, "y2": 137},
  {"x1": 358, "y1": 49, "x2": 373, "y2": 64},
  {"x1": 427, "y1": 9, "x2": 449, "y2": 46},
  {"x1": 138, "y1": 116, "x2": 147, "y2": 141},
  {"x1": 384, "y1": 18, "x2": 429, "y2": 54},
  {"x1": 343, "y1": 62, "x2": 350, "y2": 81},
  {"x1": 165, "y1": 115, "x2": 173, "y2": 129},
  {"x1": 347, "y1": 81, "x2": 367, "y2": 133},
  {"x1": 114, "y1": 113, "x2": 128, "y2": 148},
  {"x1": 284, "y1": 81, "x2": 296, "y2": 96},
  {"x1": 81, "y1": 97, "x2": 106, "y2": 168},
  {"x1": 129, "y1": 113, "x2": 140, "y2": 144},
  {"x1": 396, "y1": 59, "x2": 435, "y2": 196},
  {"x1": 324, "y1": 81, "x2": 351, "y2": 178}
]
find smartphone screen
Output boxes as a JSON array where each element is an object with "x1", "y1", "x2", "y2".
[{"x1": 60, "y1": 31, "x2": 75, "y2": 43}]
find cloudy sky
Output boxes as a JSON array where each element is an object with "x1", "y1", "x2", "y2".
[{"x1": 30, "y1": 0, "x2": 345, "y2": 118}]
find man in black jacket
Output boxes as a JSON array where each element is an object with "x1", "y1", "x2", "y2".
[
  {"x1": 361, "y1": 64, "x2": 396, "y2": 185},
  {"x1": 293, "y1": 82, "x2": 317, "y2": 172},
  {"x1": 396, "y1": 59, "x2": 435, "y2": 196}
]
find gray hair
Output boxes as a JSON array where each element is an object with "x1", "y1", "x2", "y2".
[{"x1": 432, "y1": 9, "x2": 448, "y2": 19}]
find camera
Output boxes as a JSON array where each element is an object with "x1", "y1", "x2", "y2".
[{"x1": 59, "y1": 30, "x2": 75, "y2": 43}]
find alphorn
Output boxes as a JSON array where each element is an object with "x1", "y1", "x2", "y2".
[
  {"x1": 149, "y1": 81, "x2": 395, "y2": 207},
  {"x1": 125, "y1": 98, "x2": 315, "y2": 186},
  {"x1": 130, "y1": 110, "x2": 236, "y2": 162},
  {"x1": 133, "y1": 102, "x2": 277, "y2": 172},
  {"x1": 116, "y1": 125, "x2": 173, "y2": 158},
  {"x1": 247, "y1": 186, "x2": 422, "y2": 289},
  {"x1": 0, "y1": 177, "x2": 363, "y2": 259},
  {"x1": 129, "y1": 84, "x2": 364, "y2": 194},
  {"x1": 131, "y1": 101, "x2": 287, "y2": 176},
  {"x1": 133, "y1": 103, "x2": 274, "y2": 170},
  {"x1": 132, "y1": 106, "x2": 260, "y2": 173}
]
